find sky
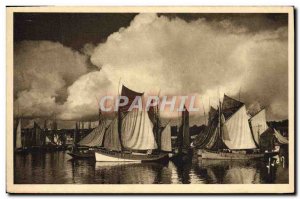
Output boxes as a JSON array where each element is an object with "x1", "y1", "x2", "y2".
[{"x1": 13, "y1": 12, "x2": 289, "y2": 126}]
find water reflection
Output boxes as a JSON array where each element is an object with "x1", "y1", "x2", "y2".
[{"x1": 14, "y1": 151, "x2": 288, "y2": 184}]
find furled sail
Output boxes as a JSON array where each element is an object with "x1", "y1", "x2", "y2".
[
  {"x1": 161, "y1": 124, "x2": 172, "y2": 152},
  {"x1": 222, "y1": 105, "x2": 257, "y2": 149},
  {"x1": 34, "y1": 122, "x2": 42, "y2": 146},
  {"x1": 205, "y1": 128, "x2": 219, "y2": 149},
  {"x1": 121, "y1": 109, "x2": 157, "y2": 150},
  {"x1": 15, "y1": 118, "x2": 22, "y2": 149},
  {"x1": 78, "y1": 120, "x2": 107, "y2": 147},
  {"x1": 274, "y1": 129, "x2": 288, "y2": 144},
  {"x1": 104, "y1": 117, "x2": 122, "y2": 151},
  {"x1": 193, "y1": 106, "x2": 218, "y2": 148},
  {"x1": 249, "y1": 109, "x2": 268, "y2": 145},
  {"x1": 205, "y1": 107, "x2": 227, "y2": 150},
  {"x1": 73, "y1": 122, "x2": 79, "y2": 145},
  {"x1": 182, "y1": 107, "x2": 190, "y2": 151},
  {"x1": 148, "y1": 98, "x2": 162, "y2": 149}
]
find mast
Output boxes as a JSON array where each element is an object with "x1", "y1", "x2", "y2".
[
  {"x1": 73, "y1": 122, "x2": 78, "y2": 146},
  {"x1": 201, "y1": 96, "x2": 207, "y2": 125},
  {"x1": 117, "y1": 79, "x2": 124, "y2": 151},
  {"x1": 218, "y1": 99, "x2": 222, "y2": 149},
  {"x1": 156, "y1": 89, "x2": 161, "y2": 150}
]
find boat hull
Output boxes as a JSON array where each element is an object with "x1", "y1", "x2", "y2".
[
  {"x1": 67, "y1": 151, "x2": 95, "y2": 159},
  {"x1": 201, "y1": 150, "x2": 265, "y2": 160},
  {"x1": 170, "y1": 149, "x2": 193, "y2": 163},
  {"x1": 95, "y1": 149, "x2": 168, "y2": 162}
]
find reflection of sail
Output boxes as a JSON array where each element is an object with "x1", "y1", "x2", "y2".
[
  {"x1": 171, "y1": 159, "x2": 192, "y2": 184},
  {"x1": 199, "y1": 159, "x2": 259, "y2": 184},
  {"x1": 95, "y1": 162, "x2": 169, "y2": 184},
  {"x1": 224, "y1": 167, "x2": 258, "y2": 184},
  {"x1": 68, "y1": 159, "x2": 96, "y2": 184}
]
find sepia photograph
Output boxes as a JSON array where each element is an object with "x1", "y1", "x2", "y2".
[{"x1": 6, "y1": 6, "x2": 294, "y2": 194}]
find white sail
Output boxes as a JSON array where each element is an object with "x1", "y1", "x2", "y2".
[
  {"x1": 78, "y1": 120, "x2": 107, "y2": 147},
  {"x1": 224, "y1": 167, "x2": 258, "y2": 184},
  {"x1": 16, "y1": 118, "x2": 22, "y2": 149},
  {"x1": 161, "y1": 124, "x2": 172, "y2": 152},
  {"x1": 45, "y1": 135, "x2": 52, "y2": 144},
  {"x1": 274, "y1": 129, "x2": 288, "y2": 144},
  {"x1": 222, "y1": 105, "x2": 257, "y2": 149},
  {"x1": 121, "y1": 109, "x2": 157, "y2": 150},
  {"x1": 249, "y1": 109, "x2": 268, "y2": 145},
  {"x1": 103, "y1": 117, "x2": 122, "y2": 151},
  {"x1": 53, "y1": 134, "x2": 59, "y2": 145}
]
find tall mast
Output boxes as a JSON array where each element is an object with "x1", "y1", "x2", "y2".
[
  {"x1": 117, "y1": 78, "x2": 123, "y2": 150},
  {"x1": 201, "y1": 96, "x2": 207, "y2": 125},
  {"x1": 218, "y1": 100, "x2": 221, "y2": 141},
  {"x1": 156, "y1": 89, "x2": 161, "y2": 150},
  {"x1": 218, "y1": 89, "x2": 222, "y2": 148},
  {"x1": 239, "y1": 87, "x2": 241, "y2": 101}
]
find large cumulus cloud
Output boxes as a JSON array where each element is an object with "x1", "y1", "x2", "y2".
[
  {"x1": 14, "y1": 13, "x2": 289, "y2": 122},
  {"x1": 14, "y1": 41, "x2": 91, "y2": 118}
]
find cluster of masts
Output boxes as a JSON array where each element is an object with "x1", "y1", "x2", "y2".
[{"x1": 14, "y1": 84, "x2": 288, "y2": 163}]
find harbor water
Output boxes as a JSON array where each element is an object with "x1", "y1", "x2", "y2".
[{"x1": 14, "y1": 151, "x2": 288, "y2": 184}]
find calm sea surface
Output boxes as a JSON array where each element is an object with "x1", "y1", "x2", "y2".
[{"x1": 14, "y1": 151, "x2": 288, "y2": 184}]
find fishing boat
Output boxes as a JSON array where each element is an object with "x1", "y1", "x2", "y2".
[
  {"x1": 94, "y1": 85, "x2": 169, "y2": 162},
  {"x1": 14, "y1": 118, "x2": 24, "y2": 152},
  {"x1": 67, "y1": 121, "x2": 95, "y2": 159},
  {"x1": 67, "y1": 147, "x2": 95, "y2": 159},
  {"x1": 170, "y1": 106, "x2": 193, "y2": 163},
  {"x1": 195, "y1": 95, "x2": 274, "y2": 160}
]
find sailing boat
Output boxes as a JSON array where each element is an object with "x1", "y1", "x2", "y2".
[
  {"x1": 160, "y1": 123, "x2": 173, "y2": 157},
  {"x1": 199, "y1": 95, "x2": 267, "y2": 160},
  {"x1": 14, "y1": 118, "x2": 23, "y2": 152},
  {"x1": 248, "y1": 108, "x2": 280, "y2": 157},
  {"x1": 67, "y1": 121, "x2": 99, "y2": 159},
  {"x1": 249, "y1": 109, "x2": 269, "y2": 147},
  {"x1": 31, "y1": 122, "x2": 43, "y2": 150},
  {"x1": 94, "y1": 85, "x2": 169, "y2": 162},
  {"x1": 171, "y1": 106, "x2": 192, "y2": 162},
  {"x1": 67, "y1": 109, "x2": 108, "y2": 159}
]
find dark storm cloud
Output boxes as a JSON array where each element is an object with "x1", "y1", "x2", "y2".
[
  {"x1": 160, "y1": 13, "x2": 288, "y2": 33},
  {"x1": 14, "y1": 13, "x2": 287, "y2": 49},
  {"x1": 14, "y1": 13, "x2": 138, "y2": 50}
]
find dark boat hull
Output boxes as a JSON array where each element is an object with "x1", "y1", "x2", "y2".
[
  {"x1": 95, "y1": 148, "x2": 168, "y2": 163},
  {"x1": 201, "y1": 150, "x2": 266, "y2": 160},
  {"x1": 170, "y1": 149, "x2": 193, "y2": 163},
  {"x1": 67, "y1": 151, "x2": 95, "y2": 159}
]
